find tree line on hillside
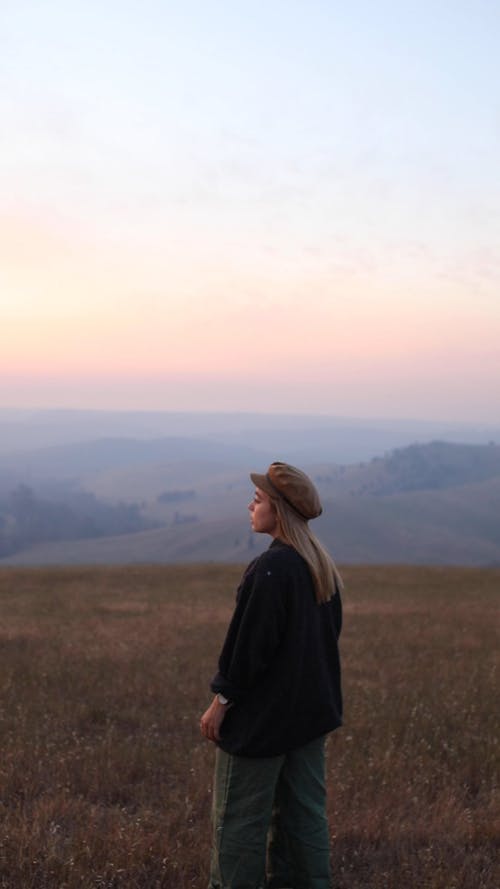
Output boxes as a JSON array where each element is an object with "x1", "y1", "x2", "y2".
[
  {"x1": 378, "y1": 441, "x2": 500, "y2": 494},
  {"x1": 0, "y1": 485, "x2": 158, "y2": 558}
]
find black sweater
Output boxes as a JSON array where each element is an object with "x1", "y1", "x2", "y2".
[{"x1": 210, "y1": 539, "x2": 343, "y2": 757}]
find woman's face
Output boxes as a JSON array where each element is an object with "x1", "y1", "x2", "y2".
[{"x1": 248, "y1": 487, "x2": 279, "y2": 537}]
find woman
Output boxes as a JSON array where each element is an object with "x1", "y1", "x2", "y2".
[{"x1": 200, "y1": 461, "x2": 343, "y2": 889}]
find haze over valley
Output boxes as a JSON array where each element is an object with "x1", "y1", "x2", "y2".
[{"x1": 1, "y1": 409, "x2": 499, "y2": 567}]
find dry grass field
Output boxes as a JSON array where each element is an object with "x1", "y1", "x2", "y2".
[{"x1": 0, "y1": 563, "x2": 498, "y2": 889}]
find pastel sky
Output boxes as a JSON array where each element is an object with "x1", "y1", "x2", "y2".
[{"x1": 1, "y1": 0, "x2": 499, "y2": 421}]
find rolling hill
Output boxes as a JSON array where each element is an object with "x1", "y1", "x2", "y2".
[{"x1": 1, "y1": 441, "x2": 499, "y2": 566}]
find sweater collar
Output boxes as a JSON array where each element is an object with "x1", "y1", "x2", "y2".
[{"x1": 269, "y1": 537, "x2": 288, "y2": 551}]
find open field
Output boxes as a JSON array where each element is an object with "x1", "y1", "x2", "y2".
[{"x1": 0, "y1": 564, "x2": 498, "y2": 888}]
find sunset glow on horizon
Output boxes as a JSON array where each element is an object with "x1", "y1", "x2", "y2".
[{"x1": 1, "y1": 1, "x2": 499, "y2": 422}]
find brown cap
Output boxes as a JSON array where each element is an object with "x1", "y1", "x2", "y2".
[{"x1": 250, "y1": 462, "x2": 322, "y2": 521}]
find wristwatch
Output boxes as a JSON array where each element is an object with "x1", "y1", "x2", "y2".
[{"x1": 217, "y1": 693, "x2": 230, "y2": 705}]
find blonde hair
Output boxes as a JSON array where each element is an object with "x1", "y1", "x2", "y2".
[{"x1": 271, "y1": 495, "x2": 343, "y2": 604}]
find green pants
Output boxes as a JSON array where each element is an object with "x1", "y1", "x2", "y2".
[{"x1": 209, "y1": 735, "x2": 331, "y2": 889}]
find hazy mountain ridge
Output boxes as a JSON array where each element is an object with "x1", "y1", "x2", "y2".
[
  {"x1": 1, "y1": 408, "x2": 499, "y2": 463},
  {"x1": 1, "y1": 440, "x2": 499, "y2": 566},
  {"x1": 0, "y1": 436, "x2": 266, "y2": 480}
]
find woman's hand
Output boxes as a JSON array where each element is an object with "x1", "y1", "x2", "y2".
[{"x1": 200, "y1": 695, "x2": 229, "y2": 742}]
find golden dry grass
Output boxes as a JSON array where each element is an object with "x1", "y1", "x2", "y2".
[{"x1": 0, "y1": 564, "x2": 498, "y2": 888}]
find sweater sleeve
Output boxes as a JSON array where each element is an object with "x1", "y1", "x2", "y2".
[{"x1": 211, "y1": 555, "x2": 288, "y2": 703}]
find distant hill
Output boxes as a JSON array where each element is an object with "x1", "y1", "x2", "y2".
[
  {"x1": 317, "y1": 476, "x2": 500, "y2": 565},
  {"x1": 0, "y1": 484, "x2": 159, "y2": 560},
  {"x1": 1, "y1": 408, "x2": 499, "y2": 464},
  {"x1": 1, "y1": 441, "x2": 499, "y2": 567},
  {"x1": 0, "y1": 436, "x2": 267, "y2": 482},
  {"x1": 312, "y1": 440, "x2": 500, "y2": 496}
]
